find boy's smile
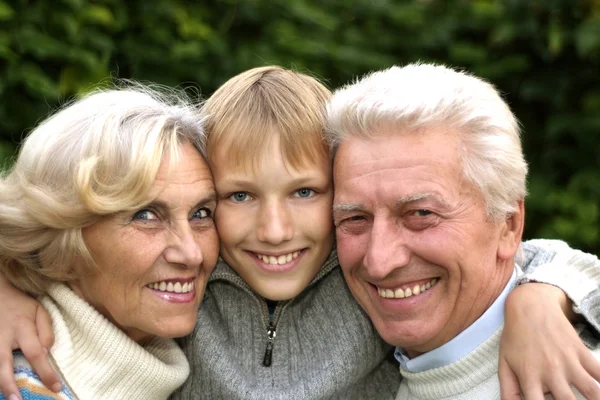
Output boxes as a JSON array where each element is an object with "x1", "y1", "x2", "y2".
[{"x1": 211, "y1": 134, "x2": 335, "y2": 301}]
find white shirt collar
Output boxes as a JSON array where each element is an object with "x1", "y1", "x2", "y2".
[{"x1": 395, "y1": 267, "x2": 518, "y2": 372}]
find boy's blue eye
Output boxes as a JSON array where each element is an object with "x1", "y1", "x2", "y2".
[
  {"x1": 230, "y1": 192, "x2": 251, "y2": 202},
  {"x1": 192, "y1": 208, "x2": 212, "y2": 219},
  {"x1": 295, "y1": 188, "x2": 314, "y2": 198},
  {"x1": 133, "y1": 209, "x2": 158, "y2": 221}
]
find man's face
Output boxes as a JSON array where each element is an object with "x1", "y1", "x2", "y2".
[{"x1": 333, "y1": 127, "x2": 513, "y2": 356}]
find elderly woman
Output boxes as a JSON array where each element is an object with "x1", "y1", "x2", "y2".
[{"x1": 0, "y1": 85, "x2": 219, "y2": 399}]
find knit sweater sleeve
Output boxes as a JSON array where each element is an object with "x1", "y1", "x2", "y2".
[
  {"x1": 518, "y1": 239, "x2": 600, "y2": 332},
  {"x1": 4, "y1": 351, "x2": 74, "y2": 400}
]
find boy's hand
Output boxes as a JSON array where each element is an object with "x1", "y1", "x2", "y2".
[
  {"x1": 499, "y1": 283, "x2": 600, "y2": 399},
  {"x1": 0, "y1": 277, "x2": 62, "y2": 399}
]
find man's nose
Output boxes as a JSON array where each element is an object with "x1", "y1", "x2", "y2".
[{"x1": 363, "y1": 216, "x2": 411, "y2": 280}]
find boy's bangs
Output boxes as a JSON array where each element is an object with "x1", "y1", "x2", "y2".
[{"x1": 207, "y1": 116, "x2": 329, "y2": 173}]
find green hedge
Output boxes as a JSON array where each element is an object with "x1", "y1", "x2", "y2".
[{"x1": 1, "y1": 0, "x2": 599, "y2": 253}]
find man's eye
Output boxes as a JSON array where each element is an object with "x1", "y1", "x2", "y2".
[
  {"x1": 348, "y1": 215, "x2": 365, "y2": 221},
  {"x1": 295, "y1": 188, "x2": 314, "y2": 198},
  {"x1": 132, "y1": 209, "x2": 158, "y2": 221},
  {"x1": 192, "y1": 208, "x2": 212, "y2": 219},
  {"x1": 230, "y1": 192, "x2": 251, "y2": 202},
  {"x1": 334, "y1": 215, "x2": 365, "y2": 227},
  {"x1": 413, "y1": 209, "x2": 432, "y2": 217}
]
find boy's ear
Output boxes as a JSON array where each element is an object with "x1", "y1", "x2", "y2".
[{"x1": 497, "y1": 199, "x2": 525, "y2": 261}]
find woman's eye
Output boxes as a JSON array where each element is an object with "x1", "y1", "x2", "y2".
[
  {"x1": 230, "y1": 192, "x2": 251, "y2": 202},
  {"x1": 132, "y1": 209, "x2": 158, "y2": 221},
  {"x1": 192, "y1": 208, "x2": 212, "y2": 219},
  {"x1": 295, "y1": 188, "x2": 314, "y2": 198}
]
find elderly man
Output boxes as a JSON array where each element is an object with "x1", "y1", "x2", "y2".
[{"x1": 327, "y1": 63, "x2": 600, "y2": 399}]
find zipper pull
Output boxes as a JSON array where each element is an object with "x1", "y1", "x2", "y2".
[{"x1": 262, "y1": 324, "x2": 276, "y2": 367}]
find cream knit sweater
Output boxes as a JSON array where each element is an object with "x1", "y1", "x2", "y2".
[
  {"x1": 395, "y1": 325, "x2": 600, "y2": 400},
  {"x1": 39, "y1": 284, "x2": 190, "y2": 399}
]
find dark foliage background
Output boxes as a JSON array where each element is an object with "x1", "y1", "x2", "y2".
[{"x1": 1, "y1": 0, "x2": 598, "y2": 253}]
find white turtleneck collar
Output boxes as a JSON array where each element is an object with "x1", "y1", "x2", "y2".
[{"x1": 42, "y1": 283, "x2": 190, "y2": 400}]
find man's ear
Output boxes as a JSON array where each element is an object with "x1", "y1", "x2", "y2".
[{"x1": 498, "y1": 199, "x2": 525, "y2": 261}]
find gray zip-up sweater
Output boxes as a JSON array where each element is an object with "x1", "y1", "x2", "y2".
[{"x1": 172, "y1": 240, "x2": 600, "y2": 400}]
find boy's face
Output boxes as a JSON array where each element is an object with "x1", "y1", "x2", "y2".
[{"x1": 211, "y1": 135, "x2": 335, "y2": 300}]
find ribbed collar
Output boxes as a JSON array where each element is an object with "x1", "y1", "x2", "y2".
[
  {"x1": 398, "y1": 327, "x2": 503, "y2": 399},
  {"x1": 43, "y1": 284, "x2": 190, "y2": 400}
]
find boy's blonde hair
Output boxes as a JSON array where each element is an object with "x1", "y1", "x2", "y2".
[{"x1": 202, "y1": 66, "x2": 331, "y2": 170}]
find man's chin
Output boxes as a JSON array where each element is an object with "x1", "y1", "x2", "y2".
[{"x1": 373, "y1": 319, "x2": 440, "y2": 351}]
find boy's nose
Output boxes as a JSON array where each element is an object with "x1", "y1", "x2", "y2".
[{"x1": 256, "y1": 202, "x2": 294, "y2": 245}]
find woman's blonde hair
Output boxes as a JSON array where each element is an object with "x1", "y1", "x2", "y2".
[
  {"x1": 0, "y1": 83, "x2": 206, "y2": 295},
  {"x1": 202, "y1": 66, "x2": 331, "y2": 171}
]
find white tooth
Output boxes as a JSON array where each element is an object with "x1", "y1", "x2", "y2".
[
  {"x1": 293, "y1": 251, "x2": 299, "y2": 258},
  {"x1": 190, "y1": 281, "x2": 195, "y2": 290},
  {"x1": 413, "y1": 285, "x2": 420, "y2": 295},
  {"x1": 425, "y1": 282, "x2": 431, "y2": 289},
  {"x1": 159, "y1": 282, "x2": 166, "y2": 291},
  {"x1": 385, "y1": 289, "x2": 393, "y2": 298},
  {"x1": 257, "y1": 254, "x2": 263, "y2": 260},
  {"x1": 278, "y1": 255, "x2": 287, "y2": 264},
  {"x1": 174, "y1": 282, "x2": 182, "y2": 293},
  {"x1": 421, "y1": 284, "x2": 426, "y2": 292},
  {"x1": 378, "y1": 288, "x2": 384, "y2": 297},
  {"x1": 286, "y1": 253, "x2": 292, "y2": 262},
  {"x1": 431, "y1": 278, "x2": 437, "y2": 286},
  {"x1": 268, "y1": 256, "x2": 277, "y2": 264},
  {"x1": 394, "y1": 288, "x2": 405, "y2": 298},
  {"x1": 167, "y1": 282, "x2": 174, "y2": 292},
  {"x1": 154, "y1": 283, "x2": 160, "y2": 290},
  {"x1": 182, "y1": 282, "x2": 189, "y2": 292},
  {"x1": 405, "y1": 287, "x2": 412, "y2": 298}
]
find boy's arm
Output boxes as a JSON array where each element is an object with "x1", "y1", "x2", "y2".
[
  {"x1": 0, "y1": 275, "x2": 61, "y2": 399},
  {"x1": 500, "y1": 239, "x2": 600, "y2": 400}
]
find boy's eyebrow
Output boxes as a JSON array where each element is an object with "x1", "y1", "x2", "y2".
[{"x1": 220, "y1": 174, "x2": 328, "y2": 187}]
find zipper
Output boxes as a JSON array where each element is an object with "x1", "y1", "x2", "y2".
[
  {"x1": 262, "y1": 323, "x2": 276, "y2": 367},
  {"x1": 260, "y1": 299, "x2": 288, "y2": 367}
]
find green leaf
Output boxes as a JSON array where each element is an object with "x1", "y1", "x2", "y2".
[
  {"x1": 84, "y1": 5, "x2": 115, "y2": 28},
  {"x1": 576, "y1": 18, "x2": 600, "y2": 58},
  {"x1": 0, "y1": 0, "x2": 14, "y2": 21}
]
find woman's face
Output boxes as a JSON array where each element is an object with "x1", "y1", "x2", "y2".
[{"x1": 71, "y1": 142, "x2": 219, "y2": 343}]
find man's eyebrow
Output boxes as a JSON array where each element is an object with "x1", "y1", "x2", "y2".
[
  {"x1": 396, "y1": 193, "x2": 450, "y2": 208},
  {"x1": 332, "y1": 203, "x2": 363, "y2": 213}
]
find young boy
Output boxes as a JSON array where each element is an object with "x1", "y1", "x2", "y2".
[
  {"x1": 2, "y1": 67, "x2": 600, "y2": 400},
  {"x1": 173, "y1": 66, "x2": 398, "y2": 398}
]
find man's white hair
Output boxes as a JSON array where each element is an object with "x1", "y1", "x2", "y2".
[{"x1": 326, "y1": 63, "x2": 528, "y2": 220}]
